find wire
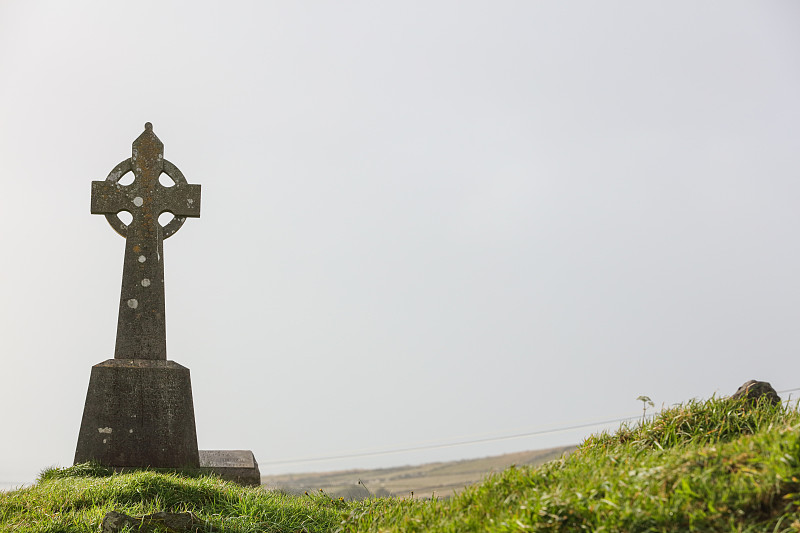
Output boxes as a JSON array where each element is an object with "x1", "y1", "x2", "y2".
[
  {"x1": 262, "y1": 385, "x2": 800, "y2": 467},
  {"x1": 259, "y1": 415, "x2": 639, "y2": 466}
]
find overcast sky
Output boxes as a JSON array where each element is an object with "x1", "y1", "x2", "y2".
[{"x1": 1, "y1": 1, "x2": 799, "y2": 486}]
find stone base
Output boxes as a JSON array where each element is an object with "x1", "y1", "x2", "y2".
[
  {"x1": 199, "y1": 450, "x2": 261, "y2": 486},
  {"x1": 75, "y1": 359, "x2": 200, "y2": 469}
]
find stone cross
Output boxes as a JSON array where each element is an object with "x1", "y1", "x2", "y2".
[
  {"x1": 91, "y1": 123, "x2": 201, "y2": 360},
  {"x1": 76, "y1": 123, "x2": 258, "y2": 480}
]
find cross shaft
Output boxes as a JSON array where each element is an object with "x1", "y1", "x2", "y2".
[{"x1": 91, "y1": 123, "x2": 201, "y2": 360}]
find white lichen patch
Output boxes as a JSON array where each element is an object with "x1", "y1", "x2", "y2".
[
  {"x1": 133, "y1": 197, "x2": 144, "y2": 207},
  {"x1": 138, "y1": 255, "x2": 146, "y2": 263},
  {"x1": 141, "y1": 279, "x2": 151, "y2": 287},
  {"x1": 98, "y1": 427, "x2": 113, "y2": 434},
  {"x1": 127, "y1": 299, "x2": 138, "y2": 309}
]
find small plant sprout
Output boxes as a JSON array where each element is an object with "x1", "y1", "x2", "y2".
[
  {"x1": 637, "y1": 395, "x2": 655, "y2": 423},
  {"x1": 358, "y1": 478, "x2": 371, "y2": 498}
]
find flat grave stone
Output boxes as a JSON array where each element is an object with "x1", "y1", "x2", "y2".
[{"x1": 200, "y1": 450, "x2": 261, "y2": 486}]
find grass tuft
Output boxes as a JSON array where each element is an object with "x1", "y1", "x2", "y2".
[
  {"x1": 582, "y1": 395, "x2": 789, "y2": 452},
  {"x1": 38, "y1": 462, "x2": 114, "y2": 483}
]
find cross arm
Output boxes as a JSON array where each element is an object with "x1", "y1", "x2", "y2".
[
  {"x1": 91, "y1": 181, "x2": 129, "y2": 215},
  {"x1": 157, "y1": 184, "x2": 201, "y2": 218}
]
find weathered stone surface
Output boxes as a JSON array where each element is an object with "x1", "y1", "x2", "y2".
[
  {"x1": 200, "y1": 450, "x2": 261, "y2": 486},
  {"x1": 731, "y1": 380, "x2": 781, "y2": 406},
  {"x1": 91, "y1": 122, "x2": 201, "y2": 361},
  {"x1": 102, "y1": 510, "x2": 214, "y2": 532},
  {"x1": 75, "y1": 359, "x2": 200, "y2": 468}
]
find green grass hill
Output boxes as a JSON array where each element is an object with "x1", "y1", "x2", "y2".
[{"x1": 3, "y1": 396, "x2": 800, "y2": 532}]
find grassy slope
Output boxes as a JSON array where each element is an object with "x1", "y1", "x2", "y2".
[
  {"x1": 0, "y1": 463, "x2": 348, "y2": 532},
  {"x1": 3, "y1": 397, "x2": 800, "y2": 532},
  {"x1": 343, "y1": 397, "x2": 800, "y2": 532}
]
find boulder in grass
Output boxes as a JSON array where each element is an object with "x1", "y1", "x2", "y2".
[
  {"x1": 731, "y1": 380, "x2": 781, "y2": 406},
  {"x1": 102, "y1": 511, "x2": 215, "y2": 532}
]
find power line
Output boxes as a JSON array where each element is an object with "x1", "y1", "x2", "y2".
[
  {"x1": 259, "y1": 415, "x2": 639, "y2": 466},
  {"x1": 262, "y1": 385, "x2": 800, "y2": 467}
]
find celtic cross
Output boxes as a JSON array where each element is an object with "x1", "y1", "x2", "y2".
[{"x1": 91, "y1": 123, "x2": 201, "y2": 360}]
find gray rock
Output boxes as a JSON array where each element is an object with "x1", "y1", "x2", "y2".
[
  {"x1": 731, "y1": 380, "x2": 781, "y2": 406},
  {"x1": 102, "y1": 510, "x2": 214, "y2": 532}
]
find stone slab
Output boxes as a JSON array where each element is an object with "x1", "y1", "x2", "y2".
[
  {"x1": 75, "y1": 359, "x2": 200, "y2": 468},
  {"x1": 199, "y1": 450, "x2": 260, "y2": 486}
]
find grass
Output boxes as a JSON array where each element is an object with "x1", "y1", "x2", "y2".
[
  {"x1": 1, "y1": 468, "x2": 347, "y2": 532},
  {"x1": 3, "y1": 396, "x2": 800, "y2": 532},
  {"x1": 340, "y1": 396, "x2": 800, "y2": 532}
]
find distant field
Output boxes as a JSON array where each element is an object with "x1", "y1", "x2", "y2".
[{"x1": 261, "y1": 446, "x2": 575, "y2": 500}]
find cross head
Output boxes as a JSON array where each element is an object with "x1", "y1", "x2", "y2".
[{"x1": 91, "y1": 123, "x2": 201, "y2": 360}]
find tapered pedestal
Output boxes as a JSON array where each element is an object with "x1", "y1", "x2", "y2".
[{"x1": 74, "y1": 359, "x2": 200, "y2": 468}]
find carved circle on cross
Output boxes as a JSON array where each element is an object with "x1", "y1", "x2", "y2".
[{"x1": 102, "y1": 158, "x2": 189, "y2": 239}]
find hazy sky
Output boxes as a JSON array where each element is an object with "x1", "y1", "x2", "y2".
[{"x1": 1, "y1": 1, "x2": 799, "y2": 485}]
